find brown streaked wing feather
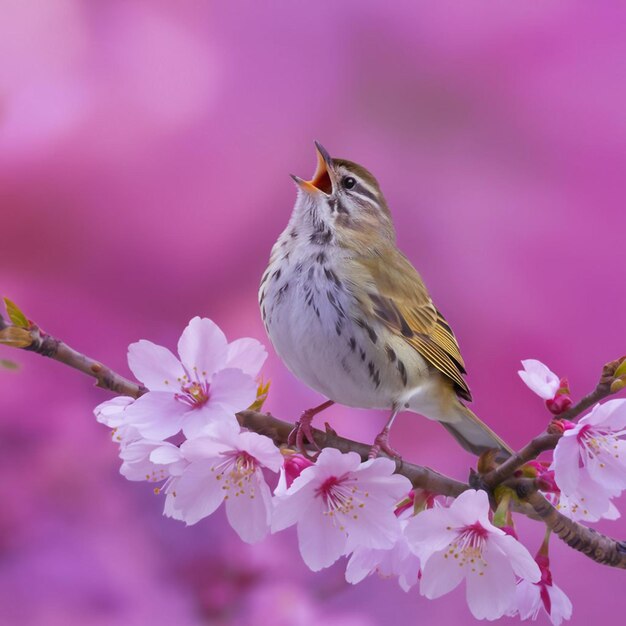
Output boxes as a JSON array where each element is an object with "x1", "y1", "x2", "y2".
[{"x1": 350, "y1": 251, "x2": 472, "y2": 402}]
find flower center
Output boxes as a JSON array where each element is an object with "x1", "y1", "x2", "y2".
[
  {"x1": 211, "y1": 451, "x2": 258, "y2": 499},
  {"x1": 315, "y1": 474, "x2": 369, "y2": 527},
  {"x1": 175, "y1": 379, "x2": 210, "y2": 408},
  {"x1": 444, "y1": 522, "x2": 489, "y2": 574},
  {"x1": 577, "y1": 424, "x2": 623, "y2": 468}
]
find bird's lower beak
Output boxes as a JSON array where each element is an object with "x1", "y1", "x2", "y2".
[{"x1": 291, "y1": 142, "x2": 334, "y2": 195}]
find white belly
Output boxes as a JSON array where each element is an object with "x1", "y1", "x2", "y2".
[{"x1": 260, "y1": 244, "x2": 424, "y2": 410}]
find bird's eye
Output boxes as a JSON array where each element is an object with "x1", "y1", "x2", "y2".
[{"x1": 342, "y1": 176, "x2": 356, "y2": 190}]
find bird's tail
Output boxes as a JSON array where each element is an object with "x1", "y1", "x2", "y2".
[{"x1": 438, "y1": 401, "x2": 513, "y2": 461}]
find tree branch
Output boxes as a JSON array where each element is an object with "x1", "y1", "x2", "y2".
[
  {"x1": 516, "y1": 480, "x2": 626, "y2": 569},
  {"x1": 3, "y1": 313, "x2": 626, "y2": 569}
]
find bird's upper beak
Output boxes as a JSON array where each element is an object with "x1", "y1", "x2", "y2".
[{"x1": 291, "y1": 141, "x2": 334, "y2": 195}]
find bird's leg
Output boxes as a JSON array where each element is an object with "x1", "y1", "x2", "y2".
[
  {"x1": 288, "y1": 400, "x2": 335, "y2": 454},
  {"x1": 369, "y1": 407, "x2": 401, "y2": 460}
]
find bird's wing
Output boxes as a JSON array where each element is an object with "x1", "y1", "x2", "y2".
[{"x1": 348, "y1": 251, "x2": 472, "y2": 401}]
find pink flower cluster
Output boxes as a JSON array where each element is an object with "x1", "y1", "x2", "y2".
[
  {"x1": 94, "y1": 320, "x2": 626, "y2": 623},
  {"x1": 519, "y1": 360, "x2": 626, "y2": 521}
]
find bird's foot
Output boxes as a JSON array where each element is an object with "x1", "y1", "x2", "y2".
[
  {"x1": 287, "y1": 401, "x2": 334, "y2": 456},
  {"x1": 369, "y1": 426, "x2": 402, "y2": 460}
]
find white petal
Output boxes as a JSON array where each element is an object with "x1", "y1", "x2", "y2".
[
  {"x1": 583, "y1": 399, "x2": 626, "y2": 429},
  {"x1": 225, "y1": 473, "x2": 272, "y2": 543},
  {"x1": 450, "y1": 489, "x2": 493, "y2": 528},
  {"x1": 127, "y1": 340, "x2": 184, "y2": 391},
  {"x1": 149, "y1": 443, "x2": 185, "y2": 466},
  {"x1": 177, "y1": 317, "x2": 228, "y2": 378},
  {"x1": 226, "y1": 338, "x2": 267, "y2": 376},
  {"x1": 519, "y1": 359, "x2": 560, "y2": 400},
  {"x1": 209, "y1": 368, "x2": 258, "y2": 413},
  {"x1": 514, "y1": 579, "x2": 542, "y2": 620},
  {"x1": 419, "y1": 548, "x2": 466, "y2": 599},
  {"x1": 119, "y1": 439, "x2": 165, "y2": 481},
  {"x1": 547, "y1": 583, "x2": 573, "y2": 626},
  {"x1": 94, "y1": 396, "x2": 134, "y2": 428},
  {"x1": 181, "y1": 404, "x2": 237, "y2": 439},
  {"x1": 553, "y1": 435, "x2": 582, "y2": 496},
  {"x1": 344, "y1": 504, "x2": 401, "y2": 552},
  {"x1": 404, "y1": 507, "x2": 458, "y2": 560},
  {"x1": 272, "y1": 482, "x2": 316, "y2": 531},
  {"x1": 490, "y1": 534, "x2": 540, "y2": 582},
  {"x1": 314, "y1": 448, "x2": 363, "y2": 477},
  {"x1": 122, "y1": 391, "x2": 188, "y2": 440},
  {"x1": 180, "y1": 435, "x2": 230, "y2": 462},
  {"x1": 585, "y1": 438, "x2": 626, "y2": 491},
  {"x1": 465, "y1": 541, "x2": 516, "y2": 620},
  {"x1": 345, "y1": 547, "x2": 381, "y2": 584},
  {"x1": 297, "y1": 499, "x2": 348, "y2": 571},
  {"x1": 170, "y1": 462, "x2": 226, "y2": 525},
  {"x1": 237, "y1": 431, "x2": 283, "y2": 472}
]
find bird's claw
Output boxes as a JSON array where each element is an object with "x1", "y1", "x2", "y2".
[{"x1": 369, "y1": 427, "x2": 402, "y2": 461}]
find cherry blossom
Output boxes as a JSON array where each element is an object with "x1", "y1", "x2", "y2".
[
  {"x1": 345, "y1": 517, "x2": 421, "y2": 592},
  {"x1": 512, "y1": 555, "x2": 572, "y2": 626},
  {"x1": 405, "y1": 489, "x2": 540, "y2": 621},
  {"x1": 552, "y1": 399, "x2": 626, "y2": 519},
  {"x1": 121, "y1": 317, "x2": 265, "y2": 440},
  {"x1": 167, "y1": 420, "x2": 283, "y2": 543},
  {"x1": 518, "y1": 360, "x2": 560, "y2": 400},
  {"x1": 272, "y1": 448, "x2": 411, "y2": 572}
]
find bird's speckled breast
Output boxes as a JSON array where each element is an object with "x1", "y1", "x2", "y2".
[{"x1": 259, "y1": 230, "x2": 425, "y2": 409}]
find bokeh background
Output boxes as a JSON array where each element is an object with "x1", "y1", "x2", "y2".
[{"x1": 1, "y1": 1, "x2": 625, "y2": 624}]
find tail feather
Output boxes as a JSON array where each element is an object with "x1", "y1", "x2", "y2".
[{"x1": 438, "y1": 402, "x2": 512, "y2": 461}]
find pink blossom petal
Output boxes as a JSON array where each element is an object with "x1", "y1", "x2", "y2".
[
  {"x1": 272, "y1": 482, "x2": 316, "y2": 531},
  {"x1": 180, "y1": 435, "x2": 230, "y2": 462},
  {"x1": 585, "y1": 439, "x2": 626, "y2": 491},
  {"x1": 313, "y1": 448, "x2": 363, "y2": 478},
  {"x1": 170, "y1": 462, "x2": 226, "y2": 525},
  {"x1": 149, "y1": 443, "x2": 184, "y2": 466},
  {"x1": 344, "y1": 502, "x2": 401, "y2": 552},
  {"x1": 122, "y1": 391, "x2": 188, "y2": 440},
  {"x1": 552, "y1": 435, "x2": 582, "y2": 495},
  {"x1": 127, "y1": 340, "x2": 185, "y2": 391},
  {"x1": 345, "y1": 549, "x2": 381, "y2": 585},
  {"x1": 297, "y1": 498, "x2": 348, "y2": 571},
  {"x1": 419, "y1": 548, "x2": 466, "y2": 599},
  {"x1": 226, "y1": 337, "x2": 267, "y2": 376},
  {"x1": 547, "y1": 582, "x2": 573, "y2": 626},
  {"x1": 582, "y1": 399, "x2": 626, "y2": 429},
  {"x1": 209, "y1": 368, "x2": 258, "y2": 413},
  {"x1": 465, "y1": 542, "x2": 516, "y2": 620},
  {"x1": 237, "y1": 431, "x2": 283, "y2": 472},
  {"x1": 181, "y1": 404, "x2": 236, "y2": 438},
  {"x1": 177, "y1": 316, "x2": 228, "y2": 378},
  {"x1": 225, "y1": 473, "x2": 273, "y2": 543},
  {"x1": 449, "y1": 489, "x2": 494, "y2": 528},
  {"x1": 490, "y1": 534, "x2": 540, "y2": 582},
  {"x1": 405, "y1": 507, "x2": 459, "y2": 560},
  {"x1": 519, "y1": 359, "x2": 560, "y2": 400},
  {"x1": 94, "y1": 396, "x2": 134, "y2": 428}
]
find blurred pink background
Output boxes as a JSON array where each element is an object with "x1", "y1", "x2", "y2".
[{"x1": 1, "y1": 1, "x2": 625, "y2": 624}]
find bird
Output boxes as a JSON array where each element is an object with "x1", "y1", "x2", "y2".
[{"x1": 259, "y1": 142, "x2": 511, "y2": 461}]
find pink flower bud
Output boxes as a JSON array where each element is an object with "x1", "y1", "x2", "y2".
[
  {"x1": 545, "y1": 394, "x2": 573, "y2": 415},
  {"x1": 283, "y1": 454, "x2": 314, "y2": 488}
]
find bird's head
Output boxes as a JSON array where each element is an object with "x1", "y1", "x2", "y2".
[{"x1": 290, "y1": 142, "x2": 396, "y2": 247}]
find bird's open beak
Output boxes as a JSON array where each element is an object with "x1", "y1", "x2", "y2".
[{"x1": 290, "y1": 142, "x2": 334, "y2": 195}]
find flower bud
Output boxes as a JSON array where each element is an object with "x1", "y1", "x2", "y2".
[{"x1": 283, "y1": 453, "x2": 314, "y2": 488}]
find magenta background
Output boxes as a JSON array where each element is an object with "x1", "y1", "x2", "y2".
[{"x1": 1, "y1": 1, "x2": 625, "y2": 624}]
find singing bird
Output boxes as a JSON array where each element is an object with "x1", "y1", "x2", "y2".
[{"x1": 259, "y1": 143, "x2": 511, "y2": 460}]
